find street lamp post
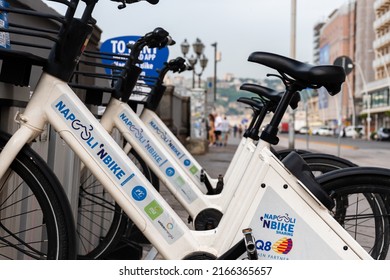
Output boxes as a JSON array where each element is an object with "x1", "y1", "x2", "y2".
[
  {"x1": 180, "y1": 38, "x2": 208, "y2": 88},
  {"x1": 211, "y1": 42, "x2": 218, "y2": 101},
  {"x1": 355, "y1": 61, "x2": 371, "y2": 140},
  {"x1": 288, "y1": 0, "x2": 297, "y2": 149}
]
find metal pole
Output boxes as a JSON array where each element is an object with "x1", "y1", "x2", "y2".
[
  {"x1": 288, "y1": 0, "x2": 297, "y2": 149},
  {"x1": 290, "y1": 0, "x2": 296, "y2": 59},
  {"x1": 212, "y1": 42, "x2": 217, "y2": 101},
  {"x1": 192, "y1": 69, "x2": 195, "y2": 88}
]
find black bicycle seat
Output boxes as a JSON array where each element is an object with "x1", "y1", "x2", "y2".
[
  {"x1": 237, "y1": 97, "x2": 264, "y2": 111},
  {"x1": 240, "y1": 83, "x2": 300, "y2": 110},
  {"x1": 248, "y1": 52, "x2": 345, "y2": 95}
]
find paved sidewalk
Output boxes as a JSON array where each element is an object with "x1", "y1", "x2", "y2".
[
  {"x1": 277, "y1": 135, "x2": 390, "y2": 169},
  {"x1": 194, "y1": 136, "x2": 241, "y2": 178}
]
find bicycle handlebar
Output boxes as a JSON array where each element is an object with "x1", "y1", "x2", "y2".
[
  {"x1": 111, "y1": 0, "x2": 159, "y2": 9},
  {"x1": 142, "y1": 27, "x2": 175, "y2": 49},
  {"x1": 127, "y1": 27, "x2": 174, "y2": 69},
  {"x1": 126, "y1": 0, "x2": 159, "y2": 5},
  {"x1": 139, "y1": 57, "x2": 191, "y2": 111},
  {"x1": 166, "y1": 57, "x2": 192, "y2": 74},
  {"x1": 113, "y1": 27, "x2": 174, "y2": 102},
  {"x1": 154, "y1": 57, "x2": 191, "y2": 84}
]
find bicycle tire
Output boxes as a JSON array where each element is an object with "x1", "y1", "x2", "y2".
[
  {"x1": 0, "y1": 131, "x2": 75, "y2": 259},
  {"x1": 276, "y1": 148, "x2": 357, "y2": 177},
  {"x1": 273, "y1": 148, "x2": 311, "y2": 160},
  {"x1": 76, "y1": 148, "x2": 159, "y2": 259},
  {"x1": 301, "y1": 153, "x2": 357, "y2": 176},
  {"x1": 318, "y1": 167, "x2": 390, "y2": 259}
]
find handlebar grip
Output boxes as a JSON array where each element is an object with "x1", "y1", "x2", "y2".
[
  {"x1": 165, "y1": 36, "x2": 176, "y2": 46},
  {"x1": 127, "y1": 0, "x2": 159, "y2": 4},
  {"x1": 143, "y1": 28, "x2": 175, "y2": 49},
  {"x1": 112, "y1": 0, "x2": 159, "y2": 9}
]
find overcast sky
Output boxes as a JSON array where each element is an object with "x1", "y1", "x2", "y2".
[{"x1": 47, "y1": 0, "x2": 348, "y2": 79}]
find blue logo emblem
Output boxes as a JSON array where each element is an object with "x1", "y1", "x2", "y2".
[
  {"x1": 184, "y1": 159, "x2": 191, "y2": 166},
  {"x1": 131, "y1": 186, "x2": 147, "y2": 201},
  {"x1": 166, "y1": 167, "x2": 175, "y2": 177}
]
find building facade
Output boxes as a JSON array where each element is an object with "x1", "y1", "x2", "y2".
[
  {"x1": 317, "y1": 1, "x2": 356, "y2": 129},
  {"x1": 364, "y1": 0, "x2": 390, "y2": 133},
  {"x1": 311, "y1": 0, "x2": 390, "y2": 136}
]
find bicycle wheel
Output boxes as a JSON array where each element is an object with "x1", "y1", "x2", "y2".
[
  {"x1": 0, "y1": 131, "x2": 75, "y2": 259},
  {"x1": 77, "y1": 148, "x2": 159, "y2": 259},
  {"x1": 274, "y1": 148, "x2": 357, "y2": 176},
  {"x1": 273, "y1": 148, "x2": 311, "y2": 160},
  {"x1": 301, "y1": 153, "x2": 357, "y2": 176},
  {"x1": 318, "y1": 168, "x2": 390, "y2": 259}
]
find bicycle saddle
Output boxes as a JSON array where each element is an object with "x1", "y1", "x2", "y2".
[
  {"x1": 240, "y1": 83, "x2": 300, "y2": 110},
  {"x1": 237, "y1": 97, "x2": 264, "y2": 111},
  {"x1": 248, "y1": 52, "x2": 345, "y2": 95}
]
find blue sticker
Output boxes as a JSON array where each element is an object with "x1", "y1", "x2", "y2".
[
  {"x1": 132, "y1": 186, "x2": 147, "y2": 201},
  {"x1": 166, "y1": 167, "x2": 175, "y2": 177},
  {"x1": 100, "y1": 35, "x2": 169, "y2": 85},
  {"x1": 184, "y1": 159, "x2": 191, "y2": 166}
]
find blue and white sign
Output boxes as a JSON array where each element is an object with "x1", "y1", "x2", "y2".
[
  {"x1": 131, "y1": 186, "x2": 147, "y2": 201},
  {"x1": 100, "y1": 35, "x2": 169, "y2": 84},
  {"x1": 165, "y1": 167, "x2": 175, "y2": 177}
]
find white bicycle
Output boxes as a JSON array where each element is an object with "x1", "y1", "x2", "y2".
[
  {"x1": 70, "y1": 33, "x2": 389, "y2": 260},
  {"x1": 0, "y1": 0, "x2": 389, "y2": 260}
]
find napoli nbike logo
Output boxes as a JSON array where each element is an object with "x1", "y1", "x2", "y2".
[
  {"x1": 55, "y1": 100, "x2": 94, "y2": 141},
  {"x1": 149, "y1": 120, "x2": 170, "y2": 144},
  {"x1": 54, "y1": 99, "x2": 130, "y2": 184},
  {"x1": 119, "y1": 113, "x2": 145, "y2": 140},
  {"x1": 260, "y1": 213, "x2": 296, "y2": 236},
  {"x1": 149, "y1": 120, "x2": 183, "y2": 158},
  {"x1": 71, "y1": 120, "x2": 93, "y2": 140},
  {"x1": 166, "y1": 167, "x2": 175, "y2": 177},
  {"x1": 131, "y1": 186, "x2": 147, "y2": 201}
]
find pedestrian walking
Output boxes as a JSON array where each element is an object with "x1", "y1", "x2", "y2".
[
  {"x1": 208, "y1": 113, "x2": 216, "y2": 146},
  {"x1": 221, "y1": 116, "x2": 230, "y2": 146},
  {"x1": 214, "y1": 113, "x2": 223, "y2": 146}
]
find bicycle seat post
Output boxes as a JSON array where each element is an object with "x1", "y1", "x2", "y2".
[{"x1": 260, "y1": 83, "x2": 301, "y2": 145}]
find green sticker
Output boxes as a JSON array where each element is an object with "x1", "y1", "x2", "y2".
[
  {"x1": 176, "y1": 176, "x2": 185, "y2": 186},
  {"x1": 144, "y1": 200, "x2": 163, "y2": 220},
  {"x1": 189, "y1": 165, "x2": 199, "y2": 175}
]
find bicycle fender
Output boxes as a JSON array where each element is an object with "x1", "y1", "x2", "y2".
[
  {"x1": 301, "y1": 153, "x2": 358, "y2": 168},
  {"x1": 317, "y1": 166, "x2": 390, "y2": 189}
]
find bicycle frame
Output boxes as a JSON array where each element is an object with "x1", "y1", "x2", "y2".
[
  {"x1": 100, "y1": 96, "x2": 260, "y2": 218},
  {"x1": 140, "y1": 106, "x2": 257, "y2": 185},
  {"x1": 0, "y1": 72, "x2": 372, "y2": 259}
]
